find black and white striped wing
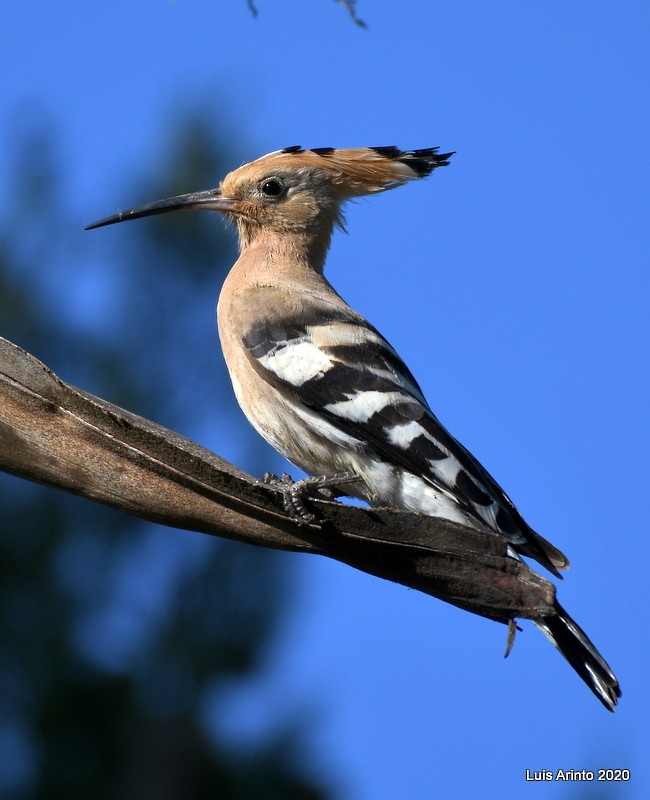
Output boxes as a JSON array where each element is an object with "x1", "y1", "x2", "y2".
[{"x1": 243, "y1": 312, "x2": 567, "y2": 575}]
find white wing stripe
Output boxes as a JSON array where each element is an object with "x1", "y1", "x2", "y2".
[
  {"x1": 259, "y1": 340, "x2": 333, "y2": 386},
  {"x1": 386, "y1": 419, "x2": 428, "y2": 449},
  {"x1": 324, "y1": 390, "x2": 407, "y2": 423}
]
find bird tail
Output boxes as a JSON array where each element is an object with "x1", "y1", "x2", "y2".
[{"x1": 535, "y1": 604, "x2": 621, "y2": 711}]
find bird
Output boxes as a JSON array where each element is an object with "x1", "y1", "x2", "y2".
[{"x1": 87, "y1": 145, "x2": 621, "y2": 710}]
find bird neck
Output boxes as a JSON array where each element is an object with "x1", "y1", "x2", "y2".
[{"x1": 236, "y1": 224, "x2": 334, "y2": 278}]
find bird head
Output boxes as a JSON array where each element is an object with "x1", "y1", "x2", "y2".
[{"x1": 86, "y1": 146, "x2": 453, "y2": 247}]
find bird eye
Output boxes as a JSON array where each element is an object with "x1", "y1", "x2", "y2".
[{"x1": 260, "y1": 178, "x2": 285, "y2": 197}]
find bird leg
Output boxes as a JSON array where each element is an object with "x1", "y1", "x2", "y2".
[{"x1": 259, "y1": 472, "x2": 358, "y2": 526}]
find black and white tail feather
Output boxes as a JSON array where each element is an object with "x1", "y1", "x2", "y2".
[{"x1": 536, "y1": 608, "x2": 620, "y2": 711}]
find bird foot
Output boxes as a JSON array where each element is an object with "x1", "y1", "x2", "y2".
[{"x1": 259, "y1": 472, "x2": 357, "y2": 526}]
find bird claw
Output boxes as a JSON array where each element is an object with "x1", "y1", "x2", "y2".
[{"x1": 259, "y1": 472, "x2": 357, "y2": 526}]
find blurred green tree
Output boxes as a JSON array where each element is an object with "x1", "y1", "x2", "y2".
[{"x1": 0, "y1": 113, "x2": 331, "y2": 799}]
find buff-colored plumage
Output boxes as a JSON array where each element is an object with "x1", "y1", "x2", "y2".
[
  {"x1": 238, "y1": 145, "x2": 452, "y2": 196},
  {"x1": 214, "y1": 146, "x2": 454, "y2": 249}
]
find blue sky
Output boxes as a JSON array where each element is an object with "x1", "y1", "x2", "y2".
[{"x1": 2, "y1": 1, "x2": 649, "y2": 797}]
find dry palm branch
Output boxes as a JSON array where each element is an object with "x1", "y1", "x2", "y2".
[{"x1": 0, "y1": 335, "x2": 556, "y2": 629}]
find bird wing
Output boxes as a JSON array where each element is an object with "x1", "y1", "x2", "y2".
[{"x1": 242, "y1": 309, "x2": 568, "y2": 576}]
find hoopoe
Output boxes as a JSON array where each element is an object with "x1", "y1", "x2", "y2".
[{"x1": 87, "y1": 145, "x2": 620, "y2": 710}]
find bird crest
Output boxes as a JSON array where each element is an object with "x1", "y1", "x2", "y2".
[{"x1": 243, "y1": 145, "x2": 455, "y2": 197}]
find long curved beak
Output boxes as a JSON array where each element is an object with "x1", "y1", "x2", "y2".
[{"x1": 85, "y1": 188, "x2": 238, "y2": 230}]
